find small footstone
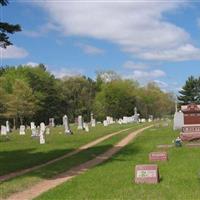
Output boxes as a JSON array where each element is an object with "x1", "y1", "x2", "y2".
[
  {"x1": 135, "y1": 164, "x2": 159, "y2": 184},
  {"x1": 149, "y1": 152, "x2": 168, "y2": 161},
  {"x1": 186, "y1": 143, "x2": 200, "y2": 147},
  {"x1": 157, "y1": 144, "x2": 173, "y2": 149}
]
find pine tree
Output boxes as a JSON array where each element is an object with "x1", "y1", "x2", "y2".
[
  {"x1": 0, "y1": 0, "x2": 21, "y2": 48},
  {"x1": 178, "y1": 76, "x2": 200, "y2": 105}
]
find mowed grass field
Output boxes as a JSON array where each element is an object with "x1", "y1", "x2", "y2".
[
  {"x1": 36, "y1": 124, "x2": 200, "y2": 200},
  {"x1": 0, "y1": 122, "x2": 148, "y2": 198},
  {"x1": 0, "y1": 123, "x2": 140, "y2": 176}
]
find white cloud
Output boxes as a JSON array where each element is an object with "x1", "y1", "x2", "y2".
[
  {"x1": 33, "y1": 1, "x2": 200, "y2": 61},
  {"x1": 76, "y1": 43, "x2": 104, "y2": 55},
  {"x1": 1, "y1": 45, "x2": 28, "y2": 59},
  {"x1": 123, "y1": 61, "x2": 148, "y2": 70},
  {"x1": 139, "y1": 44, "x2": 200, "y2": 61},
  {"x1": 25, "y1": 62, "x2": 39, "y2": 67},
  {"x1": 23, "y1": 22, "x2": 60, "y2": 37},
  {"x1": 51, "y1": 68, "x2": 83, "y2": 78},
  {"x1": 153, "y1": 80, "x2": 168, "y2": 88},
  {"x1": 126, "y1": 69, "x2": 166, "y2": 81}
]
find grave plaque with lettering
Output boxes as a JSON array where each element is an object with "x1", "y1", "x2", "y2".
[
  {"x1": 149, "y1": 152, "x2": 168, "y2": 162},
  {"x1": 135, "y1": 164, "x2": 159, "y2": 184}
]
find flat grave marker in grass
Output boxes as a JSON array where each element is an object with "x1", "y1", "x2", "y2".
[
  {"x1": 134, "y1": 164, "x2": 159, "y2": 184},
  {"x1": 149, "y1": 151, "x2": 168, "y2": 162},
  {"x1": 185, "y1": 143, "x2": 200, "y2": 147}
]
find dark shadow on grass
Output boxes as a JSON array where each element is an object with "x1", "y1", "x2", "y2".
[
  {"x1": 0, "y1": 144, "x2": 141, "y2": 183},
  {"x1": 0, "y1": 148, "x2": 75, "y2": 177}
]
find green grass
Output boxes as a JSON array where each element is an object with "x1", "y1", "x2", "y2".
[
  {"x1": 36, "y1": 124, "x2": 200, "y2": 200},
  {"x1": 0, "y1": 123, "x2": 139, "y2": 176},
  {"x1": 0, "y1": 123, "x2": 148, "y2": 199}
]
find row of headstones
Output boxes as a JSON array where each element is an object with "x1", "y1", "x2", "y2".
[
  {"x1": 135, "y1": 151, "x2": 168, "y2": 184},
  {"x1": 135, "y1": 119, "x2": 175, "y2": 185},
  {"x1": 77, "y1": 114, "x2": 96, "y2": 132},
  {"x1": 103, "y1": 115, "x2": 154, "y2": 126}
]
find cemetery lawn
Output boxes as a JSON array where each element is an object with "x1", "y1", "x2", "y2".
[
  {"x1": 0, "y1": 123, "x2": 139, "y2": 176},
  {"x1": 36, "y1": 124, "x2": 200, "y2": 200},
  {"x1": 0, "y1": 123, "x2": 148, "y2": 199}
]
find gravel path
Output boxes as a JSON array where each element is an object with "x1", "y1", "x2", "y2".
[
  {"x1": 0, "y1": 127, "x2": 132, "y2": 182},
  {"x1": 5, "y1": 125, "x2": 152, "y2": 200}
]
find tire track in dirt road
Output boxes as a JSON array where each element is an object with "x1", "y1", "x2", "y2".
[{"x1": 5, "y1": 125, "x2": 152, "y2": 200}]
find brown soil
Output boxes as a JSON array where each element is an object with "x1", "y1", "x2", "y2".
[
  {"x1": 0, "y1": 128, "x2": 131, "y2": 182},
  {"x1": 5, "y1": 125, "x2": 152, "y2": 200}
]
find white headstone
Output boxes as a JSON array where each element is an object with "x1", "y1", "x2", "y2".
[
  {"x1": 91, "y1": 119, "x2": 96, "y2": 127},
  {"x1": 63, "y1": 115, "x2": 71, "y2": 134},
  {"x1": 6, "y1": 121, "x2": 10, "y2": 132},
  {"x1": 133, "y1": 107, "x2": 140, "y2": 122},
  {"x1": 141, "y1": 118, "x2": 146, "y2": 123},
  {"x1": 118, "y1": 118, "x2": 123, "y2": 124},
  {"x1": 49, "y1": 118, "x2": 55, "y2": 127},
  {"x1": 84, "y1": 123, "x2": 89, "y2": 132},
  {"x1": 103, "y1": 120, "x2": 108, "y2": 126},
  {"x1": 77, "y1": 115, "x2": 83, "y2": 130},
  {"x1": 1, "y1": 125, "x2": 7, "y2": 135},
  {"x1": 173, "y1": 111, "x2": 184, "y2": 130},
  {"x1": 19, "y1": 125, "x2": 26, "y2": 135},
  {"x1": 30, "y1": 122, "x2": 35, "y2": 130},
  {"x1": 39, "y1": 122, "x2": 46, "y2": 144},
  {"x1": 31, "y1": 122, "x2": 37, "y2": 137}
]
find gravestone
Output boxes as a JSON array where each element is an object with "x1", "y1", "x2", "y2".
[
  {"x1": 39, "y1": 122, "x2": 46, "y2": 144},
  {"x1": 63, "y1": 115, "x2": 72, "y2": 134},
  {"x1": 157, "y1": 144, "x2": 173, "y2": 149},
  {"x1": 90, "y1": 113, "x2": 96, "y2": 127},
  {"x1": 162, "y1": 122, "x2": 169, "y2": 127},
  {"x1": 133, "y1": 107, "x2": 140, "y2": 122},
  {"x1": 103, "y1": 120, "x2": 108, "y2": 126},
  {"x1": 186, "y1": 143, "x2": 200, "y2": 147},
  {"x1": 148, "y1": 115, "x2": 153, "y2": 122},
  {"x1": 180, "y1": 103, "x2": 200, "y2": 141},
  {"x1": 1, "y1": 125, "x2": 7, "y2": 136},
  {"x1": 19, "y1": 125, "x2": 26, "y2": 135},
  {"x1": 91, "y1": 119, "x2": 96, "y2": 127},
  {"x1": 118, "y1": 118, "x2": 123, "y2": 124},
  {"x1": 77, "y1": 115, "x2": 83, "y2": 130},
  {"x1": 135, "y1": 164, "x2": 159, "y2": 184},
  {"x1": 6, "y1": 121, "x2": 10, "y2": 132},
  {"x1": 149, "y1": 152, "x2": 168, "y2": 161},
  {"x1": 173, "y1": 111, "x2": 184, "y2": 130},
  {"x1": 84, "y1": 123, "x2": 89, "y2": 132},
  {"x1": 49, "y1": 118, "x2": 55, "y2": 127},
  {"x1": 31, "y1": 122, "x2": 37, "y2": 137}
]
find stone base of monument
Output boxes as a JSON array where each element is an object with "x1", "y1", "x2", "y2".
[
  {"x1": 149, "y1": 152, "x2": 168, "y2": 162},
  {"x1": 180, "y1": 132, "x2": 200, "y2": 141},
  {"x1": 135, "y1": 164, "x2": 159, "y2": 184}
]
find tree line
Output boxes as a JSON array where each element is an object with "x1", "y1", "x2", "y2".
[{"x1": 0, "y1": 65, "x2": 175, "y2": 128}]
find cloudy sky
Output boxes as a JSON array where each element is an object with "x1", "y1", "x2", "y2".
[{"x1": 1, "y1": 1, "x2": 200, "y2": 92}]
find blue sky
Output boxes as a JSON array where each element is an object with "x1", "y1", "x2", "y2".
[{"x1": 1, "y1": 1, "x2": 200, "y2": 93}]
